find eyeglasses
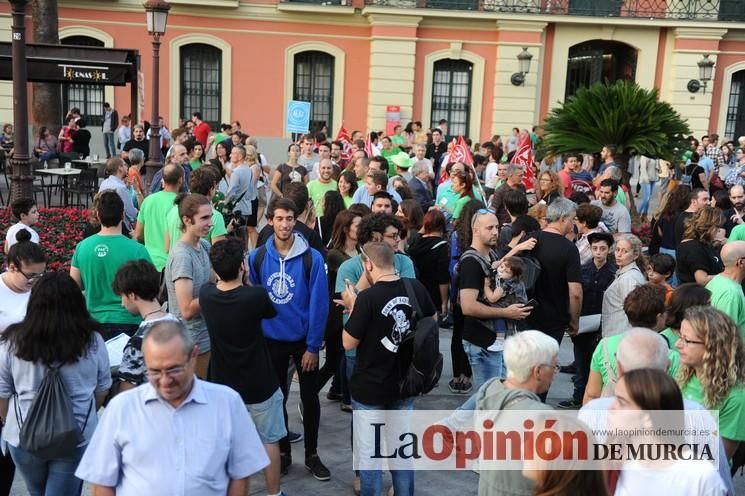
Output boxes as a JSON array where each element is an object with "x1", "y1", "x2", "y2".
[
  {"x1": 17, "y1": 267, "x2": 44, "y2": 283},
  {"x1": 383, "y1": 232, "x2": 401, "y2": 241},
  {"x1": 147, "y1": 361, "x2": 189, "y2": 380},
  {"x1": 541, "y1": 363, "x2": 560, "y2": 371},
  {"x1": 679, "y1": 336, "x2": 705, "y2": 347}
]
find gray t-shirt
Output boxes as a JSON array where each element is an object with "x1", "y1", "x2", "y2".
[
  {"x1": 591, "y1": 199, "x2": 631, "y2": 233},
  {"x1": 165, "y1": 240, "x2": 211, "y2": 352}
]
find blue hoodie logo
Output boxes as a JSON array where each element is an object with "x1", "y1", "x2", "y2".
[{"x1": 267, "y1": 271, "x2": 296, "y2": 305}]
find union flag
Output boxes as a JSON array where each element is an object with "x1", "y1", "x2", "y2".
[
  {"x1": 336, "y1": 124, "x2": 353, "y2": 162},
  {"x1": 511, "y1": 129, "x2": 534, "y2": 190},
  {"x1": 451, "y1": 135, "x2": 473, "y2": 165}
]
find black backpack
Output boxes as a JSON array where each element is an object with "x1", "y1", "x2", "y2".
[
  {"x1": 251, "y1": 244, "x2": 312, "y2": 284},
  {"x1": 398, "y1": 278, "x2": 443, "y2": 397},
  {"x1": 15, "y1": 366, "x2": 91, "y2": 460}
]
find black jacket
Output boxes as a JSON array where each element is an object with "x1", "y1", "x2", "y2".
[{"x1": 103, "y1": 109, "x2": 119, "y2": 133}]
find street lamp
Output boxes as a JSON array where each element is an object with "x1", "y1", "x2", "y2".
[
  {"x1": 510, "y1": 47, "x2": 533, "y2": 86},
  {"x1": 143, "y1": 0, "x2": 170, "y2": 189},
  {"x1": 687, "y1": 54, "x2": 715, "y2": 94},
  {"x1": 8, "y1": 0, "x2": 31, "y2": 202}
]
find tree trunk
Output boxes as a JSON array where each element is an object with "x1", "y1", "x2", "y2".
[{"x1": 30, "y1": 0, "x2": 61, "y2": 135}]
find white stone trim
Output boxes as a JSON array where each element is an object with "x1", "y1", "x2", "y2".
[
  {"x1": 168, "y1": 33, "x2": 232, "y2": 130},
  {"x1": 421, "y1": 48, "x2": 485, "y2": 137},
  {"x1": 717, "y1": 61, "x2": 745, "y2": 139},
  {"x1": 283, "y1": 41, "x2": 345, "y2": 138}
]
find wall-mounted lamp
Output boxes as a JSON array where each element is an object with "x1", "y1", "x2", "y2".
[
  {"x1": 510, "y1": 47, "x2": 533, "y2": 86},
  {"x1": 687, "y1": 54, "x2": 714, "y2": 94}
]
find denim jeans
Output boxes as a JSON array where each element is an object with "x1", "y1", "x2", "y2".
[
  {"x1": 638, "y1": 181, "x2": 656, "y2": 215},
  {"x1": 462, "y1": 340, "x2": 505, "y2": 389},
  {"x1": 351, "y1": 397, "x2": 415, "y2": 496},
  {"x1": 103, "y1": 132, "x2": 116, "y2": 158},
  {"x1": 9, "y1": 444, "x2": 86, "y2": 496}
]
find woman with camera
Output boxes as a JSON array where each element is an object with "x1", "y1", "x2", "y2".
[{"x1": 225, "y1": 145, "x2": 260, "y2": 250}]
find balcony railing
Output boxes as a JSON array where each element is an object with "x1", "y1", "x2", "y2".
[{"x1": 359, "y1": 0, "x2": 745, "y2": 21}]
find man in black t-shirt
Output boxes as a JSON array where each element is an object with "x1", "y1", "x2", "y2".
[
  {"x1": 341, "y1": 241, "x2": 435, "y2": 494},
  {"x1": 122, "y1": 124, "x2": 151, "y2": 162},
  {"x1": 459, "y1": 210, "x2": 532, "y2": 388},
  {"x1": 198, "y1": 238, "x2": 285, "y2": 496},
  {"x1": 526, "y1": 197, "x2": 583, "y2": 348}
]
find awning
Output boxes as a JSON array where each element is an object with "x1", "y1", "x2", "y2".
[{"x1": 0, "y1": 42, "x2": 138, "y2": 85}]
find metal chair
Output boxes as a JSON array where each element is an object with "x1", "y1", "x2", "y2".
[{"x1": 63, "y1": 168, "x2": 98, "y2": 208}]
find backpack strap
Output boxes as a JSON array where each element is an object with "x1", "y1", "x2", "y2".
[
  {"x1": 401, "y1": 278, "x2": 423, "y2": 322},
  {"x1": 252, "y1": 245, "x2": 267, "y2": 282},
  {"x1": 253, "y1": 244, "x2": 312, "y2": 284}
]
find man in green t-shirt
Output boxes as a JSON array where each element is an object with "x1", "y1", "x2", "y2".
[
  {"x1": 71, "y1": 191, "x2": 152, "y2": 340},
  {"x1": 706, "y1": 241, "x2": 745, "y2": 333},
  {"x1": 133, "y1": 162, "x2": 183, "y2": 271},
  {"x1": 307, "y1": 159, "x2": 338, "y2": 217},
  {"x1": 163, "y1": 167, "x2": 228, "y2": 254}
]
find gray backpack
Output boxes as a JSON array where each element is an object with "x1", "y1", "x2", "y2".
[{"x1": 15, "y1": 366, "x2": 91, "y2": 459}]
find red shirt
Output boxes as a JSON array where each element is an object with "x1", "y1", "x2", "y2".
[
  {"x1": 558, "y1": 168, "x2": 573, "y2": 197},
  {"x1": 193, "y1": 121, "x2": 211, "y2": 147}
]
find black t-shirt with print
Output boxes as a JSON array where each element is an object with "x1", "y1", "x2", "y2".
[
  {"x1": 345, "y1": 278, "x2": 435, "y2": 406},
  {"x1": 675, "y1": 240, "x2": 723, "y2": 285},
  {"x1": 526, "y1": 231, "x2": 582, "y2": 332},
  {"x1": 199, "y1": 283, "x2": 279, "y2": 404}
]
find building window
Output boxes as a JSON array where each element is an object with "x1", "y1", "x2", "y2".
[
  {"x1": 61, "y1": 36, "x2": 105, "y2": 127},
  {"x1": 568, "y1": 0, "x2": 621, "y2": 17},
  {"x1": 726, "y1": 70, "x2": 745, "y2": 140},
  {"x1": 180, "y1": 43, "x2": 222, "y2": 129},
  {"x1": 293, "y1": 51, "x2": 334, "y2": 133},
  {"x1": 431, "y1": 59, "x2": 472, "y2": 138},
  {"x1": 565, "y1": 40, "x2": 637, "y2": 100}
]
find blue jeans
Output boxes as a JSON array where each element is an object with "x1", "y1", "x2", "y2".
[
  {"x1": 351, "y1": 397, "x2": 415, "y2": 496},
  {"x1": 638, "y1": 181, "x2": 655, "y2": 215},
  {"x1": 9, "y1": 444, "x2": 86, "y2": 496},
  {"x1": 462, "y1": 340, "x2": 505, "y2": 389},
  {"x1": 103, "y1": 132, "x2": 116, "y2": 158}
]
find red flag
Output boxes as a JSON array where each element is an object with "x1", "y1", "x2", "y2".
[
  {"x1": 336, "y1": 124, "x2": 353, "y2": 162},
  {"x1": 365, "y1": 134, "x2": 375, "y2": 158},
  {"x1": 451, "y1": 135, "x2": 473, "y2": 165},
  {"x1": 511, "y1": 129, "x2": 534, "y2": 190}
]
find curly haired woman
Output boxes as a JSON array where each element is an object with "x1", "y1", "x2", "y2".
[{"x1": 676, "y1": 305, "x2": 745, "y2": 458}]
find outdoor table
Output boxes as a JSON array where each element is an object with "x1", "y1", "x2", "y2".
[{"x1": 35, "y1": 167, "x2": 81, "y2": 207}]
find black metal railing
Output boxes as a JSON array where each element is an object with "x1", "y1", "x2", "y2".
[{"x1": 361, "y1": 0, "x2": 745, "y2": 21}]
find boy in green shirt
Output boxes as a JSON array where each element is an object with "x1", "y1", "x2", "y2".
[{"x1": 71, "y1": 191, "x2": 152, "y2": 340}]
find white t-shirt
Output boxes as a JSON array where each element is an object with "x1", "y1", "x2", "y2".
[
  {"x1": 615, "y1": 459, "x2": 726, "y2": 496},
  {"x1": 484, "y1": 161, "x2": 500, "y2": 189},
  {"x1": 0, "y1": 275, "x2": 30, "y2": 333},
  {"x1": 5, "y1": 223, "x2": 39, "y2": 250}
]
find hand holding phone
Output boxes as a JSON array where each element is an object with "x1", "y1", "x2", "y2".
[{"x1": 526, "y1": 299, "x2": 538, "y2": 308}]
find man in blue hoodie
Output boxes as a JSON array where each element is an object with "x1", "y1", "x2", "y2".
[{"x1": 249, "y1": 197, "x2": 331, "y2": 482}]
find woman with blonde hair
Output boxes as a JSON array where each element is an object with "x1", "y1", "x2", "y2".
[
  {"x1": 536, "y1": 170, "x2": 562, "y2": 205},
  {"x1": 601, "y1": 233, "x2": 647, "y2": 337},
  {"x1": 676, "y1": 306, "x2": 745, "y2": 458},
  {"x1": 675, "y1": 206, "x2": 725, "y2": 285}
]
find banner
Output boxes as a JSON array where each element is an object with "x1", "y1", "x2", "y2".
[
  {"x1": 511, "y1": 129, "x2": 534, "y2": 190},
  {"x1": 385, "y1": 105, "x2": 401, "y2": 137},
  {"x1": 286, "y1": 100, "x2": 311, "y2": 134}
]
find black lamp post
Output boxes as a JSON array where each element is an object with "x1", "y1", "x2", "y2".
[
  {"x1": 8, "y1": 0, "x2": 31, "y2": 202},
  {"x1": 687, "y1": 54, "x2": 715, "y2": 94},
  {"x1": 143, "y1": 0, "x2": 170, "y2": 189}
]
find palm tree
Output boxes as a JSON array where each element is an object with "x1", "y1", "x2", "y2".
[
  {"x1": 540, "y1": 80, "x2": 690, "y2": 217},
  {"x1": 31, "y1": 0, "x2": 61, "y2": 135}
]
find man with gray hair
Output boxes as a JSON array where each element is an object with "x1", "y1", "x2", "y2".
[
  {"x1": 150, "y1": 143, "x2": 190, "y2": 194},
  {"x1": 76, "y1": 320, "x2": 270, "y2": 495},
  {"x1": 451, "y1": 331, "x2": 559, "y2": 495},
  {"x1": 490, "y1": 164, "x2": 526, "y2": 226},
  {"x1": 99, "y1": 157, "x2": 138, "y2": 231},
  {"x1": 579, "y1": 327, "x2": 735, "y2": 495},
  {"x1": 527, "y1": 198, "x2": 582, "y2": 397},
  {"x1": 408, "y1": 160, "x2": 434, "y2": 209}
]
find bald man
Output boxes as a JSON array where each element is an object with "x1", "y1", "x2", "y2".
[{"x1": 706, "y1": 240, "x2": 745, "y2": 332}]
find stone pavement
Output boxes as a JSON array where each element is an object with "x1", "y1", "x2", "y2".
[{"x1": 10, "y1": 330, "x2": 745, "y2": 495}]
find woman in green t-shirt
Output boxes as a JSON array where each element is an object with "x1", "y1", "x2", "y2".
[
  {"x1": 450, "y1": 170, "x2": 476, "y2": 221},
  {"x1": 676, "y1": 305, "x2": 745, "y2": 458},
  {"x1": 189, "y1": 141, "x2": 204, "y2": 170}
]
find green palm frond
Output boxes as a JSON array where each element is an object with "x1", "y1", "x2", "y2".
[{"x1": 540, "y1": 81, "x2": 690, "y2": 162}]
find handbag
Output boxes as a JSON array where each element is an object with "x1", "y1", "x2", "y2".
[{"x1": 710, "y1": 168, "x2": 725, "y2": 191}]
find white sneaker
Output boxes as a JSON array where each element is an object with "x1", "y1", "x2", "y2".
[{"x1": 487, "y1": 336, "x2": 505, "y2": 352}]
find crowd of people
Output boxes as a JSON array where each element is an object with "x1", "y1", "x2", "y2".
[{"x1": 1, "y1": 112, "x2": 745, "y2": 496}]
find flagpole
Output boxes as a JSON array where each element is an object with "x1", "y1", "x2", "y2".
[{"x1": 468, "y1": 163, "x2": 488, "y2": 203}]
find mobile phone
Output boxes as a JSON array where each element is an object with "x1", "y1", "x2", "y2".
[
  {"x1": 344, "y1": 278, "x2": 359, "y2": 295},
  {"x1": 526, "y1": 299, "x2": 539, "y2": 308}
]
